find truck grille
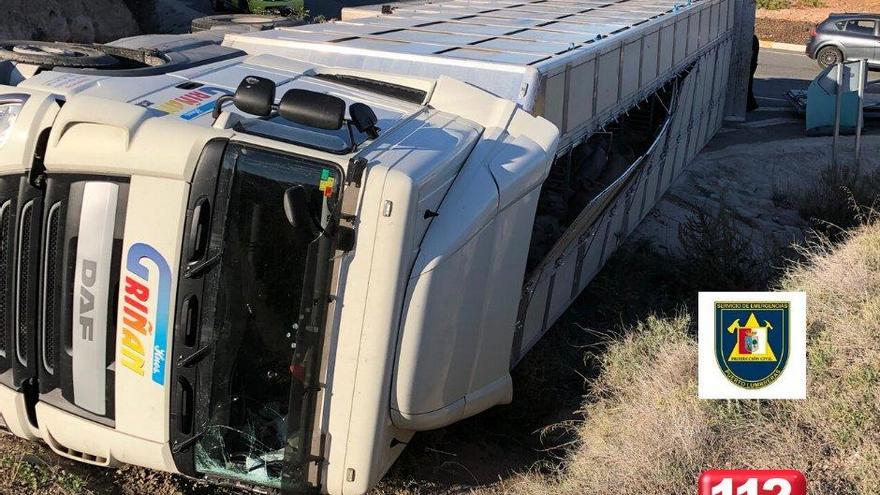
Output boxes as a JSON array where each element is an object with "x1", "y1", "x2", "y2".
[
  {"x1": 16, "y1": 200, "x2": 34, "y2": 367},
  {"x1": 41, "y1": 201, "x2": 63, "y2": 376},
  {"x1": 0, "y1": 172, "x2": 129, "y2": 423},
  {"x1": 0, "y1": 175, "x2": 41, "y2": 389},
  {"x1": 0, "y1": 200, "x2": 11, "y2": 361}
]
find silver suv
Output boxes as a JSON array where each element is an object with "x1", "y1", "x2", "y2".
[{"x1": 807, "y1": 13, "x2": 880, "y2": 68}]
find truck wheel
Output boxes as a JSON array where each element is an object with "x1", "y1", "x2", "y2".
[
  {"x1": 190, "y1": 14, "x2": 303, "y2": 33},
  {"x1": 0, "y1": 41, "x2": 117, "y2": 68},
  {"x1": 817, "y1": 46, "x2": 843, "y2": 68}
]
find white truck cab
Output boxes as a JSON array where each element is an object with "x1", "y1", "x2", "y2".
[{"x1": 0, "y1": 0, "x2": 745, "y2": 492}]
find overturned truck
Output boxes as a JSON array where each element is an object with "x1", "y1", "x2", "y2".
[{"x1": 0, "y1": 0, "x2": 746, "y2": 493}]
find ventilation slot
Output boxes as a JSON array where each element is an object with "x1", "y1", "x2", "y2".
[
  {"x1": 15, "y1": 201, "x2": 33, "y2": 367},
  {"x1": 0, "y1": 412, "x2": 9, "y2": 434},
  {"x1": 176, "y1": 376, "x2": 194, "y2": 435},
  {"x1": 181, "y1": 296, "x2": 199, "y2": 348},
  {"x1": 186, "y1": 198, "x2": 210, "y2": 263},
  {"x1": 0, "y1": 200, "x2": 11, "y2": 359},
  {"x1": 41, "y1": 202, "x2": 63, "y2": 375},
  {"x1": 45, "y1": 432, "x2": 110, "y2": 466}
]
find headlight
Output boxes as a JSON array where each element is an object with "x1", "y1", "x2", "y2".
[{"x1": 0, "y1": 95, "x2": 27, "y2": 149}]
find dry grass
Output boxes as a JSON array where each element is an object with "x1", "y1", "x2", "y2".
[
  {"x1": 677, "y1": 205, "x2": 776, "y2": 291},
  {"x1": 792, "y1": 165, "x2": 880, "y2": 239},
  {"x1": 0, "y1": 434, "x2": 236, "y2": 494},
  {"x1": 490, "y1": 221, "x2": 880, "y2": 495}
]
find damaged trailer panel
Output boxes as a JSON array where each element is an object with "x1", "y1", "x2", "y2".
[{"x1": 515, "y1": 48, "x2": 729, "y2": 363}]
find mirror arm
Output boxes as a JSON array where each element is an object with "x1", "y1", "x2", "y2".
[
  {"x1": 346, "y1": 120, "x2": 358, "y2": 153},
  {"x1": 211, "y1": 94, "x2": 235, "y2": 120}
]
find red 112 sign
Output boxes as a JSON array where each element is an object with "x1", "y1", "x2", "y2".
[{"x1": 699, "y1": 470, "x2": 806, "y2": 495}]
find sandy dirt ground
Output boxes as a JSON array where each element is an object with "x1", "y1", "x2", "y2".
[
  {"x1": 0, "y1": 0, "x2": 214, "y2": 42},
  {"x1": 756, "y1": 0, "x2": 880, "y2": 44},
  {"x1": 635, "y1": 130, "x2": 827, "y2": 253},
  {"x1": 0, "y1": 0, "x2": 139, "y2": 43},
  {"x1": 154, "y1": 0, "x2": 213, "y2": 33},
  {"x1": 758, "y1": 0, "x2": 880, "y2": 23}
]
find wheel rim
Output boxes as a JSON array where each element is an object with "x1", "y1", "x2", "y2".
[
  {"x1": 230, "y1": 15, "x2": 279, "y2": 24},
  {"x1": 820, "y1": 49, "x2": 839, "y2": 66},
  {"x1": 11, "y1": 44, "x2": 82, "y2": 58}
]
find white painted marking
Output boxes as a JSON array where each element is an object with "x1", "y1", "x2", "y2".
[{"x1": 739, "y1": 117, "x2": 802, "y2": 128}]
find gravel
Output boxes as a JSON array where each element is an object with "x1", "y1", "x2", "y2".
[
  {"x1": 756, "y1": 17, "x2": 814, "y2": 44},
  {"x1": 756, "y1": 0, "x2": 880, "y2": 45}
]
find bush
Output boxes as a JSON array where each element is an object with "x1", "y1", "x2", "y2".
[
  {"x1": 791, "y1": 164, "x2": 880, "y2": 240},
  {"x1": 756, "y1": 0, "x2": 791, "y2": 10},
  {"x1": 677, "y1": 205, "x2": 773, "y2": 291}
]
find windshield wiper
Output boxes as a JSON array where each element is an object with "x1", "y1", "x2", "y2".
[{"x1": 313, "y1": 73, "x2": 426, "y2": 105}]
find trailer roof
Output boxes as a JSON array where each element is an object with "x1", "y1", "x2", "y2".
[
  {"x1": 224, "y1": 0, "x2": 702, "y2": 106},
  {"x1": 232, "y1": 0, "x2": 687, "y2": 67}
]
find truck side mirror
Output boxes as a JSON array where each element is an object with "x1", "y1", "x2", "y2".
[
  {"x1": 279, "y1": 89, "x2": 346, "y2": 130},
  {"x1": 212, "y1": 75, "x2": 276, "y2": 119},
  {"x1": 349, "y1": 102, "x2": 380, "y2": 138},
  {"x1": 234, "y1": 76, "x2": 276, "y2": 116}
]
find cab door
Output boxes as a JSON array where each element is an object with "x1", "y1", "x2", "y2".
[{"x1": 392, "y1": 108, "x2": 558, "y2": 431}]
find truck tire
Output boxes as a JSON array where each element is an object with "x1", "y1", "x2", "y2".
[
  {"x1": 0, "y1": 41, "x2": 118, "y2": 68},
  {"x1": 190, "y1": 14, "x2": 302, "y2": 33},
  {"x1": 816, "y1": 46, "x2": 843, "y2": 69}
]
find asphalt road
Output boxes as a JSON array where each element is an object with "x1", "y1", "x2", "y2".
[
  {"x1": 705, "y1": 48, "x2": 826, "y2": 147},
  {"x1": 754, "y1": 47, "x2": 880, "y2": 108},
  {"x1": 754, "y1": 48, "x2": 819, "y2": 108},
  {"x1": 703, "y1": 47, "x2": 880, "y2": 148}
]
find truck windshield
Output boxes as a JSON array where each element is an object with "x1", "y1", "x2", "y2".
[{"x1": 195, "y1": 144, "x2": 339, "y2": 490}]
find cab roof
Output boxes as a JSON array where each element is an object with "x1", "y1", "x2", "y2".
[{"x1": 18, "y1": 52, "x2": 424, "y2": 152}]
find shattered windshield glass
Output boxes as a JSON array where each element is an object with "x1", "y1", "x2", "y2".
[{"x1": 195, "y1": 145, "x2": 339, "y2": 489}]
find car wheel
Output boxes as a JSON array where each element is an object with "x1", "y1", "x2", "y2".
[
  {"x1": 817, "y1": 46, "x2": 843, "y2": 68},
  {"x1": 0, "y1": 40, "x2": 117, "y2": 68},
  {"x1": 212, "y1": 0, "x2": 225, "y2": 12}
]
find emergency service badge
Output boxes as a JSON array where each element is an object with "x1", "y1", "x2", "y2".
[
  {"x1": 715, "y1": 302, "x2": 788, "y2": 389},
  {"x1": 698, "y1": 292, "x2": 806, "y2": 400}
]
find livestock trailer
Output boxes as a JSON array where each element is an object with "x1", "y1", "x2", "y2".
[{"x1": 0, "y1": 0, "x2": 751, "y2": 492}]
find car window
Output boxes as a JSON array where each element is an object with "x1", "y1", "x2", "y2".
[
  {"x1": 834, "y1": 20, "x2": 847, "y2": 30},
  {"x1": 844, "y1": 20, "x2": 876, "y2": 34}
]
